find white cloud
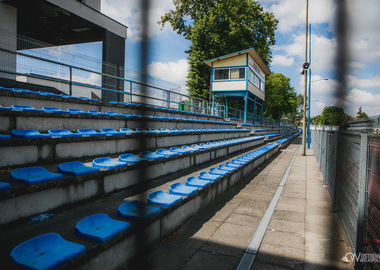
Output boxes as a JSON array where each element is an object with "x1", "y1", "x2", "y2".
[
  {"x1": 346, "y1": 88, "x2": 380, "y2": 116},
  {"x1": 347, "y1": 75, "x2": 380, "y2": 89},
  {"x1": 101, "y1": 0, "x2": 175, "y2": 42},
  {"x1": 266, "y1": 0, "x2": 336, "y2": 33},
  {"x1": 271, "y1": 55, "x2": 294, "y2": 66},
  {"x1": 148, "y1": 58, "x2": 189, "y2": 94},
  {"x1": 279, "y1": 33, "x2": 336, "y2": 74}
]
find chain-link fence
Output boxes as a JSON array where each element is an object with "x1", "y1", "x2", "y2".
[{"x1": 311, "y1": 129, "x2": 380, "y2": 269}]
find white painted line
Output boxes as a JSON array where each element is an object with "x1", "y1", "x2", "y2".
[{"x1": 236, "y1": 143, "x2": 301, "y2": 270}]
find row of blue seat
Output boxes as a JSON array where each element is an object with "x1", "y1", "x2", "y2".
[
  {"x1": 0, "y1": 127, "x2": 246, "y2": 139},
  {"x1": 277, "y1": 132, "x2": 300, "y2": 144},
  {"x1": 0, "y1": 85, "x2": 223, "y2": 119},
  {"x1": 8, "y1": 142, "x2": 279, "y2": 269},
  {"x1": 0, "y1": 86, "x2": 99, "y2": 102},
  {"x1": 2, "y1": 136, "x2": 262, "y2": 186},
  {"x1": 0, "y1": 104, "x2": 234, "y2": 126}
]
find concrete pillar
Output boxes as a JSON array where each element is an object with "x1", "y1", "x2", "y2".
[
  {"x1": 102, "y1": 30, "x2": 125, "y2": 102},
  {"x1": 0, "y1": 2, "x2": 17, "y2": 81}
]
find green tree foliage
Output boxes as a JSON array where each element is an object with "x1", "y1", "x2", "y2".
[
  {"x1": 160, "y1": 0, "x2": 278, "y2": 100},
  {"x1": 320, "y1": 106, "x2": 352, "y2": 130},
  {"x1": 263, "y1": 73, "x2": 297, "y2": 120},
  {"x1": 356, "y1": 106, "x2": 369, "y2": 119}
]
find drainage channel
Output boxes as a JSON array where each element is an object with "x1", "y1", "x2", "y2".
[{"x1": 236, "y1": 143, "x2": 301, "y2": 270}]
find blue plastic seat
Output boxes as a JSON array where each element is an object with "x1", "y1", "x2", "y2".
[
  {"x1": 88, "y1": 110, "x2": 107, "y2": 116},
  {"x1": 119, "y1": 153, "x2": 147, "y2": 164},
  {"x1": 185, "y1": 176, "x2": 211, "y2": 188},
  {"x1": 92, "y1": 157, "x2": 127, "y2": 169},
  {"x1": 0, "y1": 105, "x2": 12, "y2": 110},
  {"x1": 169, "y1": 183, "x2": 198, "y2": 196},
  {"x1": 170, "y1": 147, "x2": 190, "y2": 155},
  {"x1": 11, "y1": 129, "x2": 51, "y2": 139},
  {"x1": 58, "y1": 161, "x2": 99, "y2": 176},
  {"x1": 42, "y1": 107, "x2": 70, "y2": 114},
  {"x1": 77, "y1": 129, "x2": 105, "y2": 136},
  {"x1": 135, "y1": 128, "x2": 147, "y2": 134},
  {"x1": 170, "y1": 128, "x2": 180, "y2": 133},
  {"x1": 147, "y1": 190, "x2": 182, "y2": 207},
  {"x1": 225, "y1": 161, "x2": 241, "y2": 168},
  {"x1": 10, "y1": 167, "x2": 63, "y2": 184},
  {"x1": 10, "y1": 233, "x2": 85, "y2": 270},
  {"x1": 156, "y1": 149, "x2": 178, "y2": 157},
  {"x1": 75, "y1": 213, "x2": 130, "y2": 243},
  {"x1": 67, "y1": 108, "x2": 91, "y2": 115},
  {"x1": 198, "y1": 171, "x2": 220, "y2": 181},
  {"x1": 160, "y1": 128, "x2": 171, "y2": 134},
  {"x1": 38, "y1": 91, "x2": 60, "y2": 97},
  {"x1": 100, "y1": 128, "x2": 125, "y2": 136},
  {"x1": 148, "y1": 128, "x2": 161, "y2": 134},
  {"x1": 0, "y1": 134, "x2": 11, "y2": 139},
  {"x1": 181, "y1": 145, "x2": 199, "y2": 153},
  {"x1": 209, "y1": 168, "x2": 229, "y2": 176},
  {"x1": 118, "y1": 200, "x2": 161, "y2": 219},
  {"x1": 11, "y1": 105, "x2": 34, "y2": 111},
  {"x1": 140, "y1": 151, "x2": 165, "y2": 161},
  {"x1": 0, "y1": 181, "x2": 10, "y2": 190},
  {"x1": 49, "y1": 129, "x2": 82, "y2": 137},
  {"x1": 120, "y1": 128, "x2": 136, "y2": 135},
  {"x1": 219, "y1": 164, "x2": 236, "y2": 172}
]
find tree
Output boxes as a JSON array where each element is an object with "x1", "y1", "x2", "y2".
[
  {"x1": 263, "y1": 73, "x2": 297, "y2": 120},
  {"x1": 357, "y1": 106, "x2": 369, "y2": 119},
  {"x1": 160, "y1": 0, "x2": 278, "y2": 100},
  {"x1": 321, "y1": 106, "x2": 352, "y2": 130}
]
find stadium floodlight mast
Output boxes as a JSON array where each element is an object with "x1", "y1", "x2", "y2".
[{"x1": 302, "y1": 0, "x2": 309, "y2": 156}]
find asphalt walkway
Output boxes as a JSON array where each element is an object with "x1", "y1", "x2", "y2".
[{"x1": 134, "y1": 139, "x2": 354, "y2": 270}]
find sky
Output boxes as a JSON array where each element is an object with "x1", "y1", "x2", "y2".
[{"x1": 68, "y1": 0, "x2": 380, "y2": 117}]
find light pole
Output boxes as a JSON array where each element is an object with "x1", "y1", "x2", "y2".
[{"x1": 302, "y1": 0, "x2": 309, "y2": 156}]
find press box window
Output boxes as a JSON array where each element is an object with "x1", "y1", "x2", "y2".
[{"x1": 214, "y1": 68, "x2": 245, "y2": 80}]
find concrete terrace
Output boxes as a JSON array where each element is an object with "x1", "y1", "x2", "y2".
[{"x1": 140, "y1": 138, "x2": 354, "y2": 270}]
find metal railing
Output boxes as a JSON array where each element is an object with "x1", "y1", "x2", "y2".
[
  {"x1": 0, "y1": 28, "x2": 294, "y2": 126},
  {"x1": 311, "y1": 128, "x2": 380, "y2": 269}
]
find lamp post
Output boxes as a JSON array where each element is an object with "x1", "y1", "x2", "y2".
[{"x1": 302, "y1": 0, "x2": 309, "y2": 156}]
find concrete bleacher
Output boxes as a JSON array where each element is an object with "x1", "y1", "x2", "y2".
[{"x1": 0, "y1": 85, "x2": 298, "y2": 269}]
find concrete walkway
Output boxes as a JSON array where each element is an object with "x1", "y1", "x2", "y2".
[{"x1": 137, "y1": 139, "x2": 354, "y2": 270}]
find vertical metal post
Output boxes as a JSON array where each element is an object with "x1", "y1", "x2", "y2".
[
  {"x1": 190, "y1": 97, "x2": 194, "y2": 113},
  {"x1": 129, "y1": 81, "x2": 133, "y2": 103},
  {"x1": 323, "y1": 130, "x2": 328, "y2": 184},
  {"x1": 166, "y1": 90, "x2": 170, "y2": 109},
  {"x1": 69, "y1": 66, "x2": 73, "y2": 96},
  {"x1": 307, "y1": 24, "x2": 312, "y2": 149},
  {"x1": 225, "y1": 99, "x2": 228, "y2": 118},
  {"x1": 211, "y1": 94, "x2": 215, "y2": 115},
  {"x1": 253, "y1": 97, "x2": 256, "y2": 125},
  {"x1": 243, "y1": 93, "x2": 248, "y2": 124},
  {"x1": 356, "y1": 133, "x2": 368, "y2": 264},
  {"x1": 260, "y1": 103, "x2": 263, "y2": 125},
  {"x1": 302, "y1": 0, "x2": 309, "y2": 156}
]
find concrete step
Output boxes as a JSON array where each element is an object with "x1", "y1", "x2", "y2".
[
  {"x1": 0, "y1": 129, "x2": 252, "y2": 169},
  {"x1": 0, "y1": 135, "x2": 269, "y2": 226},
  {"x1": 0, "y1": 142, "x2": 281, "y2": 270}
]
